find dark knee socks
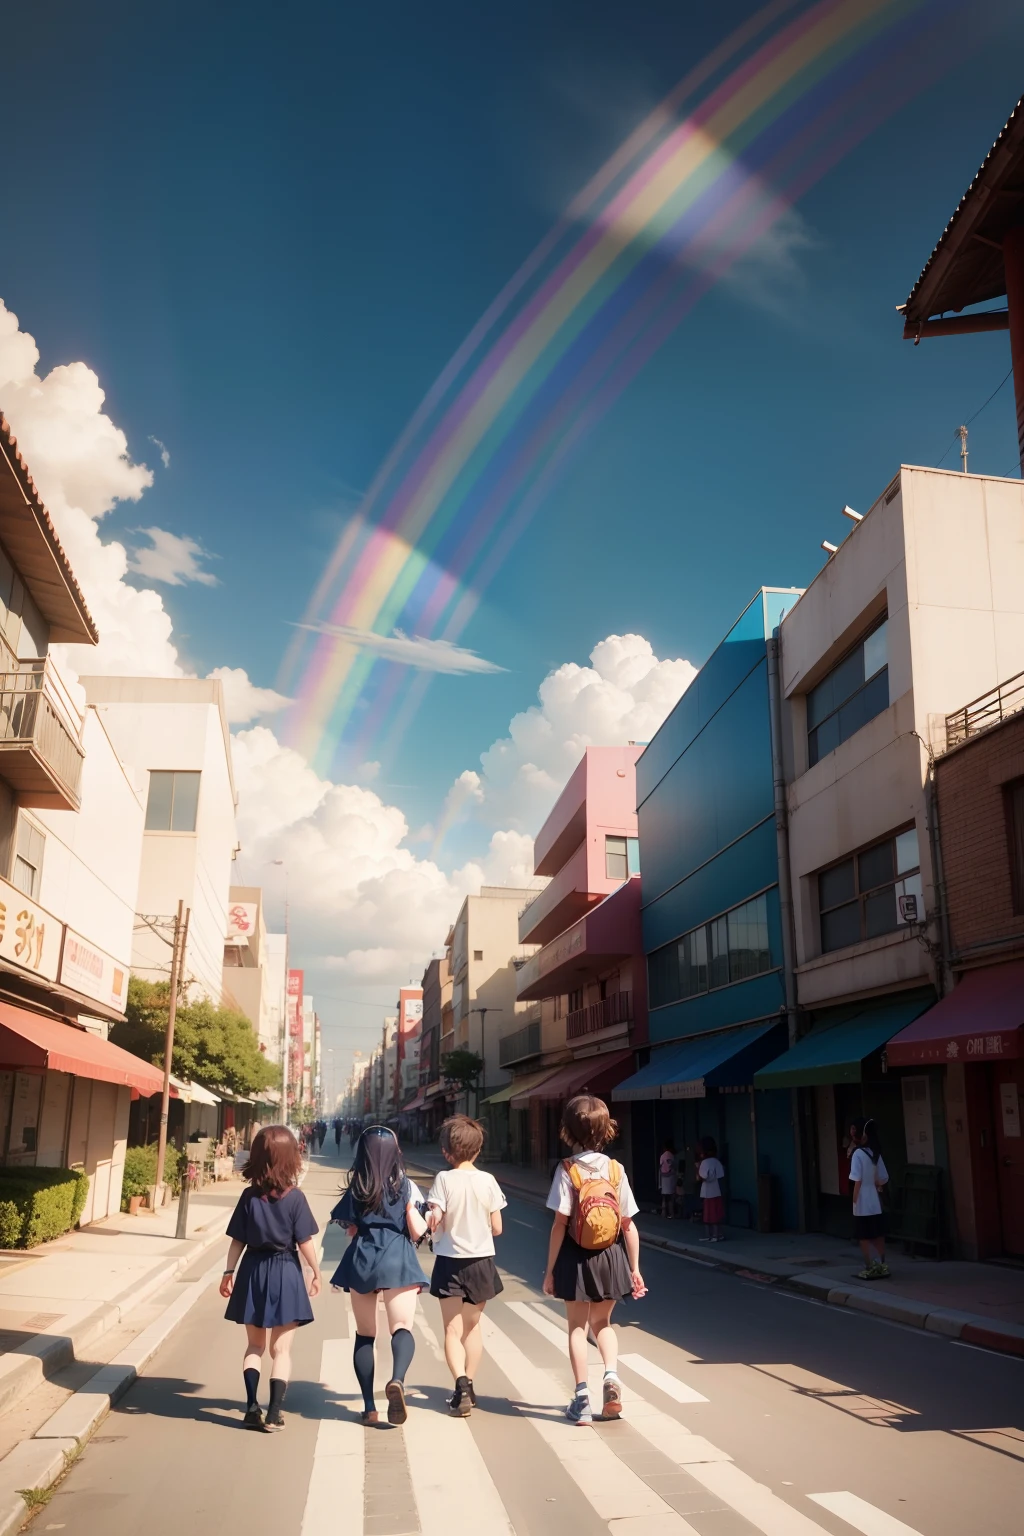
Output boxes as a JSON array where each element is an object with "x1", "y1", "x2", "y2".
[
  {"x1": 243, "y1": 1367, "x2": 260, "y2": 1408},
  {"x1": 353, "y1": 1334, "x2": 376, "y2": 1411},
  {"x1": 390, "y1": 1327, "x2": 415, "y2": 1384},
  {"x1": 268, "y1": 1377, "x2": 287, "y2": 1415}
]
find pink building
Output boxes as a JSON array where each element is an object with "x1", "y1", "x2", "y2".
[{"x1": 496, "y1": 746, "x2": 647, "y2": 1167}]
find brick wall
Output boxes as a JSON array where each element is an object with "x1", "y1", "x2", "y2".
[{"x1": 935, "y1": 713, "x2": 1024, "y2": 960}]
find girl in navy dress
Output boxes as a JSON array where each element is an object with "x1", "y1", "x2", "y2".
[
  {"x1": 221, "y1": 1125, "x2": 321, "y2": 1432},
  {"x1": 331, "y1": 1126, "x2": 428, "y2": 1425}
]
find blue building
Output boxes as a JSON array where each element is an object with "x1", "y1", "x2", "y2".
[{"x1": 615, "y1": 589, "x2": 803, "y2": 1229}]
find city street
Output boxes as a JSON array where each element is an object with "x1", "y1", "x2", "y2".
[{"x1": 37, "y1": 1150, "x2": 1022, "y2": 1536}]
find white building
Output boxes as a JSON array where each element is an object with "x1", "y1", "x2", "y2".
[
  {"x1": 261, "y1": 931, "x2": 288, "y2": 1066},
  {"x1": 80, "y1": 676, "x2": 238, "y2": 1002},
  {"x1": 222, "y1": 884, "x2": 275, "y2": 1052}
]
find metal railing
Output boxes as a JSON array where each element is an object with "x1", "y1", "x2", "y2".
[
  {"x1": 498, "y1": 1018, "x2": 541, "y2": 1067},
  {"x1": 945, "y1": 667, "x2": 1024, "y2": 750},
  {"x1": 566, "y1": 990, "x2": 633, "y2": 1042},
  {"x1": 0, "y1": 659, "x2": 85, "y2": 801}
]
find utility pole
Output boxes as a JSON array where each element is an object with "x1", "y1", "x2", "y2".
[
  {"x1": 155, "y1": 902, "x2": 189, "y2": 1197},
  {"x1": 470, "y1": 1006, "x2": 502, "y2": 1117},
  {"x1": 958, "y1": 423, "x2": 969, "y2": 473}
]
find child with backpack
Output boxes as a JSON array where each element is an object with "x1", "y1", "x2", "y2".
[
  {"x1": 542, "y1": 1093, "x2": 646, "y2": 1426},
  {"x1": 698, "y1": 1136, "x2": 726, "y2": 1242}
]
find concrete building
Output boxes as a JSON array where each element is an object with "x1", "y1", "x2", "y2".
[
  {"x1": 81, "y1": 676, "x2": 239, "y2": 1003},
  {"x1": 262, "y1": 932, "x2": 287, "y2": 1066},
  {"x1": 504, "y1": 747, "x2": 648, "y2": 1168},
  {"x1": 449, "y1": 887, "x2": 538, "y2": 1110},
  {"x1": 408, "y1": 955, "x2": 452, "y2": 1137},
  {"x1": 222, "y1": 886, "x2": 275, "y2": 1054}
]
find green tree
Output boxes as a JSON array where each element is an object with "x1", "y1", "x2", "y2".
[
  {"x1": 441, "y1": 1049, "x2": 484, "y2": 1093},
  {"x1": 111, "y1": 977, "x2": 279, "y2": 1098}
]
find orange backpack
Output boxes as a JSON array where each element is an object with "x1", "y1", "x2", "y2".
[{"x1": 565, "y1": 1158, "x2": 623, "y2": 1251}]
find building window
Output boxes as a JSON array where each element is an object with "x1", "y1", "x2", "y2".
[
  {"x1": 1007, "y1": 778, "x2": 1024, "y2": 913},
  {"x1": 11, "y1": 818, "x2": 44, "y2": 900},
  {"x1": 647, "y1": 892, "x2": 773, "y2": 1009},
  {"x1": 605, "y1": 835, "x2": 640, "y2": 880},
  {"x1": 473, "y1": 949, "x2": 483, "y2": 962},
  {"x1": 806, "y1": 617, "x2": 889, "y2": 767},
  {"x1": 145, "y1": 771, "x2": 201, "y2": 832},
  {"x1": 568, "y1": 987, "x2": 584, "y2": 1013},
  {"x1": 817, "y1": 826, "x2": 921, "y2": 954}
]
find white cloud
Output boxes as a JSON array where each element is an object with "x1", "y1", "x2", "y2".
[
  {"x1": 295, "y1": 622, "x2": 506, "y2": 674},
  {"x1": 207, "y1": 666, "x2": 290, "y2": 725},
  {"x1": 129, "y1": 526, "x2": 218, "y2": 587},
  {"x1": 149, "y1": 436, "x2": 171, "y2": 469}
]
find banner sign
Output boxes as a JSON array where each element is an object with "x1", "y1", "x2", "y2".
[
  {"x1": 60, "y1": 929, "x2": 129, "y2": 1012},
  {"x1": 287, "y1": 970, "x2": 303, "y2": 1038},
  {"x1": 226, "y1": 902, "x2": 258, "y2": 942},
  {"x1": 0, "y1": 876, "x2": 61, "y2": 982}
]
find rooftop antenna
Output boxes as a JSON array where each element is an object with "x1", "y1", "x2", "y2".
[{"x1": 957, "y1": 423, "x2": 968, "y2": 473}]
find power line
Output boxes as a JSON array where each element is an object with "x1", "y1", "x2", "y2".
[{"x1": 935, "y1": 366, "x2": 1013, "y2": 467}]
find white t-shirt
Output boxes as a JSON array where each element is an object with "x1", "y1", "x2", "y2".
[
  {"x1": 850, "y1": 1148, "x2": 888, "y2": 1217},
  {"x1": 426, "y1": 1166, "x2": 506, "y2": 1258},
  {"x1": 546, "y1": 1152, "x2": 639, "y2": 1219},
  {"x1": 698, "y1": 1157, "x2": 725, "y2": 1198}
]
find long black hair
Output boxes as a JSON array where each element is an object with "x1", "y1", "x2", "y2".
[
  {"x1": 348, "y1": 1126, "x2": 407, "y2": 1213},
  {"x1": 853, "y1": 1116, "x2": 883, "y2": 1164}
]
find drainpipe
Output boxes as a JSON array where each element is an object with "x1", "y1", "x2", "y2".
[
  {"x1": 917, "y1": 735, "x2": 953, "y2": 998},
  {"x1": 766, "y1": 633, "x2": 806, "y2": 1232}
]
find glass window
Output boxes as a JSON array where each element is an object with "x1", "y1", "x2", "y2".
[
  {"x1": 145, "y1": 771, "x2": 201, "y2": 832},
  {"x1": 627, "y1": 837, "x2": 640, "y2": 876},
  {"x1": 818, "y1": 825, "x2": 920, "y2": 953},
  {"x1": 680, "y1": 925, "x2": 707, "y2": 998},
  {"x1": 1008, "y1": 779, "x2": 1024, "y2": 914},
  {"x1": 11, "y1": 818, "x2": 44, "y2": 900},
  {"x1": 708, "y1": 915, "x2": 730, "y2": 990},
  {"x1": 807, "y1": 617, "x2": 890, "y2": 767},
  {"x1": 648, "y1": 894, "x2": 775, "y2": 1008},
  {"x1": 605, "y1": 836, "x2": 628, "y2": 880},
  {"x1": 728, "y1": 894, "x2": 769, "y2": 981}
]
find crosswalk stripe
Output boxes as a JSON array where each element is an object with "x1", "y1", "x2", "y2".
[
  {"x1": 300, "y1": 1341, "x2": 364, "y2": 1536},
  {"x1": 686, "y1": 1464, "x2": 834, "y2": 1536},
  {"x1": 403, "y1": 1383, "x2": 516, "y2": 1535},
  {"x1": 808, "y1": 1492, "x2": 925, "y2": 1536},
  {"x1": 480, "y1": 1312, "x2": 701, "y2": 1532},
  {"x1": 618, "y1": 1352, "x2": 709, "y2": 1404},
  {"x1": 508, "y1": 1299, "x2": 570, "y2": 1351}
]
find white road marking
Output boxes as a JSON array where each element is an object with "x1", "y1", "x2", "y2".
[
  {"x1": 414, "y1": 1308, "x2": 446, "y2": 1362},
  {"x1": 618, "y1": 1353, "x2": 709, "y2": 1404},
  {"x1": 687, "y1": 1464, "x2": 833, "y2": 1536},
  {"x1": 507, "y1": 1299, "x2": 570, "y2": 1352},
  {"x1": 808, "y1": 1492, "x2": 924, "y2": 1535},
  {"x1": 300, "y1": 1341, "x2": 364, "y2": 1536},
  {"x1": 481, "y1": 1313, "x2": 701, "y2": 1532},
  {"x1": 403, "y1": 1383, "x2": 515, "y2": 1535}
]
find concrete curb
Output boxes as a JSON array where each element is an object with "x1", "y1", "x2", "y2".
[
  {"x1": 419, "y1": 1159, "x2": 1024, "y2": 1363},
  {"x1": 0, "y1": 1254, "x2": 226, "y2": 1535}
]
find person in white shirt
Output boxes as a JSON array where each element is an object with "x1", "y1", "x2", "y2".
[
  {"x1": 697, "y1": 1137, "x2": 726, "y2": 1242},
  {"x1": 658, "y1": 1141, "x2": 678, "y2": 1219},
  {"x1": 425, "y1": 1115, "x2": 506, "y2": 1417},
  {"x1": 850, "y1": 1117, "x2": 889, "y2": 1279}
]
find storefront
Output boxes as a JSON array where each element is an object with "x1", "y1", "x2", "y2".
[
  {"x1": 482, "y1": 1066, "x2": 562, "y2": 1165},
  {"x1": 509, "y1": 1050, "x2": 633, "y2": 1171}
]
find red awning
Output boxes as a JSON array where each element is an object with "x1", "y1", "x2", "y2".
[
  {"x1": 0, "y1": 1000, "x2": 167, "y2": 1095},
  {"x1": 886, "y1": 963, "x2": 1024, "y2": 1066},
  {"x1": 510, "y1": 1050, "x2": 634, "y2": 1108},
  {"x1": 402, "y1": 1090, "x2": 427, "y2": 1113}
]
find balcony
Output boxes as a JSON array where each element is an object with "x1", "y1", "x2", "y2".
[
  {"x1": 499, "y1": 1018, "x2": 541, "y2": 1067},
  {"x1": 0, "y1": 660, "x2": 85, "y2": 810},
  {"x1": 945, "y1": 667, "x2": 1024, "y2": 750},
  {"x1": 567, "y1": 990, "x2": 632, "y2": 1042}
]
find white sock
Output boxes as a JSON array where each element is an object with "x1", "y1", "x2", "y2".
[{"x1": 604, "y1": 1367, "x2": 619, "y2": 1380}]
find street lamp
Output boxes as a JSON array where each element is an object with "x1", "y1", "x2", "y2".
[
  {"x1": 268, "y1": 860, "x2": 290, "y2": 1116},
  {"x1": 470, "y1": 1006, "x2": 502, "y2": 1114}
]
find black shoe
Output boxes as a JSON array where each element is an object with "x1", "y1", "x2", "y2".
[
  {"x1": 448, "y1": 1387, "x2": 472, "y2": 1417},
  {"x1": 243, "y1": 1406, "x2": 264, "y2": 1431},
  {"x1": 465, "y1": 1379, "x2": 478, "y2": 1407},
  {"x1": 385, "y1": 1381, "x2": 407, "y2": 1425},
  {"x1": 264, "y1": 1409, "x2": 285, "y2": 1432}
]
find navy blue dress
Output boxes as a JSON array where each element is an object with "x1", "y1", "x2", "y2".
[
  {"x1": 330, "y1": 1177, "x2": 428, "y2": 1294},
  {"x1": 224, "y1": 1186, "x2": 318, "y2": 1328}
]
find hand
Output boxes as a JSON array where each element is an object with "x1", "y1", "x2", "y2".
[
  {"x1": 630, "y1": 1269, "x2": 647, "y2": 1299},
  {"x1": 542, "y1": 1270, "x2": 555, "y2": 1297},
  {"x1": 309, "y1": 1273, "x2": 322, "y2": 1299},
  {"x1": 346, "y1": 1224, "x2": 358, "y2": 1238},
  {"x1": 219, "y1": 1272, "x2": 234, "y2": 1299}
]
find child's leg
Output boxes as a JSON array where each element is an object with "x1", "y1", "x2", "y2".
[
  {"x1": 460, "y1": 1302, "x2": 486, "y2": 1380},
  {"x1": 243, "y1": 1325, "x2": 266, "y2": 1408},
  {"x1": 565, "y1": 1301, "x2": 590, "y2": 1387},
  {"x1": 858, "y1": 1238, "x2": 875, "y2": 1269},
  {"x1": 382, "y1": 1287, "x2": 418, "y2": 1384},
  {"x1": 350, "y1": 1289, "x2": 379, "y2": 1411},
  {"x1": 589, "y1": 1300, "x2": 617, "y2": 1373},
  {"x1": 268, "y1": 1322, "x2": 298, "y2": 1383},
  {"x1": 439, "y1": 1296, "x2": 468, "y2": 1381}
]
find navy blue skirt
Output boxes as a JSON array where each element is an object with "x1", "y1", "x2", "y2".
[
  {"x1": 225, "y1": 1248, "x2": 314, "y2": 1327},
  {"x1": 331, "y1": 1228, "x2": 428, "y2": 1294}
]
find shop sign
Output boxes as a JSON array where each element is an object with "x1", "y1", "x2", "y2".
[
  {"x1": 945, "y1": 1033, "x2": 1015, "y2": 1059},
  {"x1": 0, "y1": 876, "x2": 61, "y2": 982},
  {"x1": 226, "y1": 902, "x2": 258, "y2": 942},
  {"x1": 60, "y1": 928, "x2": 129, "y2": 1011},
  {"x1": 663, "y1": 1078, "x2": 706, "y2": 1100},
  {"x1": 1000, "y1": 1082, "x2": 1021, "y2": 1139},
  {"x1": 287, "y1": 970, "x2": 303, "y2": 1038}
]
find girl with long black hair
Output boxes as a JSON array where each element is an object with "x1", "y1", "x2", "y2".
[
  {"x1": 850, "y1": 1117, "x2": 890, "y2": 1279},
  {"x1": 330, "y1": 1126, "x2": 428, "y2": 1424}
]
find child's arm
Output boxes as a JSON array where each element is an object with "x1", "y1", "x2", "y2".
[
  {"x1": 219, "y1": 1238, "x2": 245, "y2": 1298},
  {"x1": 542, "y1": 1214, "x2": 568, "y2": 1295},
  {"x1": 297, "y1": 1236, "x2": 322, "y2": 1297},
  {"x1": 406, "y1": 1201, "x2": 428, "y2": 1241},
  {"x1": 621, "y1": 1216, "x2": 646, "y2": 1298},
  {"x1": 490, "y1": 1210, "x2": 503, "y2": 1236},
  {"x1": 851, "y1": 1179, "x2": 862, "y2": 1205},
  {"x1": 425, "y1": 1202, "x2": 443, "y2": 1233}
]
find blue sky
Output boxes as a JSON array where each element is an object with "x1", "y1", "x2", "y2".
[{"x1": 2, "y1": 3, "x2": 1024, "y2": 1036}]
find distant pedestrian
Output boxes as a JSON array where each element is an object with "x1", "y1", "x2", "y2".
[
  {"x1": 850, "y1": 1117, "x2": 889, "y2": 1279},
  {"x1": 425, "y1": 1115, "x2": 507, "y2": 1417},
  {"x1": 330, "y1": 1126, "x2": 428, "y2": 1424},
  {"x1": 334, "y1": 1118, "x2": 342, "y2": 1153},
  {"x1": 697, "y1": 1137, "x2": 726, "y2": 1242},
  {"x1": 543, "y1": 1094, "x2": 646, "y2": 1426},
  {"x1": 658, "y1": 1141, "x2": 677, "y2": 1219},
  {"x1": 220, "y1": 1125, "x2": 321, "y2": 1433}
]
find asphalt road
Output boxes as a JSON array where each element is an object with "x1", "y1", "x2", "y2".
[{"x1": 36, "y1": 1147, "x2": 1023, "y2": 1536}]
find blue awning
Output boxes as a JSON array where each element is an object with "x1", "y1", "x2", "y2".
[{"x1": 612, "y1": 1020, "x2": 783, "y2": 1102}]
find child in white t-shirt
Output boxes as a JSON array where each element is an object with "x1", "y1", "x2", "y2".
[
  {"x1": 850, "y1": 1117, "x2": 889, "y2": 1279},
  {"x1": 658, "y1": 1141, "x2": 678, "y2": 1218},
  {"x1": 425, "y1": 1115, "x2": 506, "y2": 1417},
  {"x1": 697, "y1": 1136, "x2": 726, "y2": 1243}
]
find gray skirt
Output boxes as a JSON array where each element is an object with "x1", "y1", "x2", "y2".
[{"x1": 551, "y1": 1234, "x2": 632, "y2": 1302}]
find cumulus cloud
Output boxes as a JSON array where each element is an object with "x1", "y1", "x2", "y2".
[
  {"x1": 295, "y1": 622, "x2": 506, "y2": 674},
  {"x1": 129, "y1": 526, "x2": 219, "y2": 587},
  {"x1": 208, "y1": 666, "x2": 290, "y2": 725}
]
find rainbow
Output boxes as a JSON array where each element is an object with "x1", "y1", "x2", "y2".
[{"x1": 281, "y1": 0, "x2": 949, "y2": 778}]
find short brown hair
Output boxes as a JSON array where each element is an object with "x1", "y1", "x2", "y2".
[
  {"x1": 560, "y1": 1094, "x2": 618, "y2": 1152},
  {"x1": 440, "y1": 1114, "x2": 485, "y2": 1163},
  {"x1": 242, "y1": 1125, "x2": 302, "y2": 1192}
]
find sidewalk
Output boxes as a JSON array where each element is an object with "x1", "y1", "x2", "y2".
[
  {"x1": 0, "y1": 1183, "x2": 236, "y2": 1419},
  {"x1": 404, "y1": 1146, "x2": 1024, "y2": 1358}
]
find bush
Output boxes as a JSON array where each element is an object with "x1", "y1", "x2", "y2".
[
  {"x1": 120, "y1": 1143, "x2": 187, "y2": 1209},
  {"x1": 0, "y1": 1168, "x2": 91, "y2": 1249}
]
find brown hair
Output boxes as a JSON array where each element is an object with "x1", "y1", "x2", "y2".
[
  {"x1": 242, "y1": 1125, "x2": 302, "y2": 1193},
  {"x1": 440, "y1": 1114, "x2": 485, "y2": 1163},
  {"x1": 560, "y1": 1094, "x2": 618, "y2": 1152}
]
